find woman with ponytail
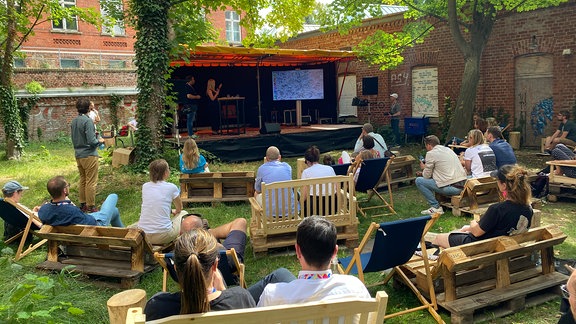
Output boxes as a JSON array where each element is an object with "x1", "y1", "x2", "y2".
[
  {"x1": 434, "y1": 164, "x2": 533, "y2": 248},
  {"x1": 145, "y1": 229, "x2": 294, "y2": 320}
]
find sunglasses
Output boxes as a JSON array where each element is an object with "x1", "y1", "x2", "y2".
[{"x1": 562, "y1": 284, "x2": 570, "y2": 299}]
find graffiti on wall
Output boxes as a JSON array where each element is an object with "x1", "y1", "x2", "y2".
[
  {"x1": 530, "y1": 97, "x2": 554, "y2": 136},
  {"x1": 391, "y1": 72, "x2": 409, "y2": 86}
]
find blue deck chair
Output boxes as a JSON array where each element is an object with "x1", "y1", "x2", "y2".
[
  {"x1": 0, "y1": 199, "x2": 47, "y2": 261},
  {"x1": 338, "y1": 214, "x2": 443, "y2": 323},
  {"x1": 354, "y1": 157, "x2": 396, "y2": 218},
  {"x1": 331, "y1": 163, "x2": 351, "y2": 176},
  {"x1": 154, "y1": 248, "x2": 245, "y2": 292}
]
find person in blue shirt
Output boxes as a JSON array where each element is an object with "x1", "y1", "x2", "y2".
[
  {"x1": 485, "y1": 126, "x2": 517, "y2": 168},
  {"x1": 180, "y1": 138, "x2": 208, "y2": 174},
  {"x1": 38, "y1": 176, "x2": 124, "y2": 227},
  {"x1": 254, "y1": 146, "x2": 296, "y2": 217}
]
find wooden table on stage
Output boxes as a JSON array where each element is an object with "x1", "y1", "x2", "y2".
[{"x1": 218, "y1": 97, "x2": 246, "y2": 135}]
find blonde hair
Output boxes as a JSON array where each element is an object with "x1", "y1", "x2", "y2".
[
  {"x1": 495, "y1": 165, "x2": 532, "y2": 205},
  {"x1": 486, "y1": 117, "x2": 498, "y2": 127},
  {"x1": 183, "y1": 138, "x2": 200, "y2": 169},
  {"x1": 174, "y1": 229, "x2": 220, "y2": 314},
  {"x1": 468, "y1": 129, "x2": 485, "y2": 146},
  {"x1": 206, "y1": 79, "x2": 216, "y2": 92}
]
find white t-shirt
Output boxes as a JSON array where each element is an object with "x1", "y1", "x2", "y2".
[
  {"x1": 301, "y1": 163, "x2": 336, "y2": 196},
  {"x1": 464, "y1": 144, "x2": 497, "y2": 178},
  {"x1": 257, "y1": 270, "x2": 371, "y2": 307},
  {"x1": 87, "y1": 110, "x2": 99, "y2": 123},
  {"x1": 138, "y1": 181, "x2": 180, "y2": 233}
]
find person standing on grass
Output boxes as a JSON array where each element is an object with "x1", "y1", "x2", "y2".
[
  {"x1": 38, "y1": 176, "x2": 124, "y2": 227},
  {"x1": 71, "y1": 98, "x2": 104, "y2": 213},
  {"x1": 137, "y1": 159, "x2": 188, "y2": 245},
  {"x1": 388, "y1": 93, "x2": 401, "y2": 147}
]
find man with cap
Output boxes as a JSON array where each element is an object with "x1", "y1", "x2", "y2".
[
  {"x1": 388, "y1": 93, "x2": 401, "y2": 147},
  {"x1": 1, "y1": 180, "x2": 42, "y2": 240}
]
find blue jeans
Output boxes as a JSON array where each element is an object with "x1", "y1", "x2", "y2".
[
  {"x1": 89, "y1": 194, "x2": 124, "y2": 227},
  {"x1": 415, "y1": 177, "x2": 462, "y2": 208},
  {"x1": 185, "y1": 104, "x2": 198, "y2": 136},
  {"x1": 247, "y1": 267, "x2": 295, "y2": 304},
  {"x1": 391, "y1": 118, "x2": 400, "y2": 145}
]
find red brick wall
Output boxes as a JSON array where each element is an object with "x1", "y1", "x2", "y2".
[{"x1": 281, "y1": 3, "x2": 576, "y2": 133}]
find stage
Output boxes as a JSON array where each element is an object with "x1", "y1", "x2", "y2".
[{"x1": 169, "y1": 124, "x2": 362, "y2": 162}]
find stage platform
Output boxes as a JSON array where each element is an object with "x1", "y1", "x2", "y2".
[{"x1": 168, "y1": 124, "x2": 362, "y2": 162}]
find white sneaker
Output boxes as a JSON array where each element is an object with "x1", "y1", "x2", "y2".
[{"x1": 421, "y1": 206, "x2": 444, "y2": 215}]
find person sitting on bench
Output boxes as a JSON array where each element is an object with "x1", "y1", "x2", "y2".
[
  {"x1": 433, "y1": 165, "x2": 533, "y2": 248},
  {"x1": 551, "y1": 144, "x2": 576, "y2": 178},
  {"x1": 2, "y1": 180, "x2": 42, "y2": 240},
  {"x1": 144, "y1": 229, "x2": 295, "y2": 321},
  {"x1": 38, "y1": 176, "x2": 124, "y2": 227}
]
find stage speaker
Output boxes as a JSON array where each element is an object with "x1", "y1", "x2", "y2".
[
  {"x1": 362, "y1": 77, "x2": 378, "y2": 95},
  {"x1": 260, "y1": 123, "x2": 281, "y2": 134}
]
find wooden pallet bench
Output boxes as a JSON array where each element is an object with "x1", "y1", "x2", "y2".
[
  {"x1": 35, "y1": 225, "x2": 172, "y2": 288},
  {"x1": 249, "y1": 174, "x2": 359, "y2": 254},
  {"x1": 180, "y1": 171, "x2": 255, "y2": 204},
  {"x1": 546, "y1": 161, "x2": 576, "y2": 202},
  {"x1": 402, "y1": 225, "x2": 567, "y2": 323},
  {"x1": 376, "y1": 155, "x2": 417, "y2": 190},
  {"x1": 124, "y1": 291, "x2": 388, "y2": 324},
  {"x1": 436, "y1": 176, "x2": 503, "y2": 216}
]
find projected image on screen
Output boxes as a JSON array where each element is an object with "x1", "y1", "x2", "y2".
[{"x1": 272, "y1": 69, "x2": 324, "y2": 101}]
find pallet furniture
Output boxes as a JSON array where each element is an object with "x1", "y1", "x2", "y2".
[
  {"x1": 248, "y1": 174, "x2": 359, "y2": 253},
  {"x1": 179, "y1": 171, "x2": 255, "y2": 204},
  {"x1": 403, "y1": 225, "x2": 567, "y2": 323},
  {"x1": 35, "y1": 225, "x2": 173, "y2": 288},
  {"x1": 436, "y1": 176, "x2": 503, "y2": 216},
  {"x1": 546, "y1": 161, "x2": 576, "y2": 201},
  {"x1": 125, "y1": 291, "x2": 388, "y2": 324},
  {"x1": 376, "y1": 155, "x2": 417, "y2": 189},
  {"x1": 0, "y1": 199, "x2": 47, "y2": 261}
]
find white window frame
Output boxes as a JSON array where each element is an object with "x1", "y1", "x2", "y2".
[
  {"x1": 101, "y1": 3, "x2": 125, "y2": 36},
  {"x1": 52, "y1": 0, "x2": 78, "y2": 31},
  {"x1": 225, "y1": 11, "x2": 241, "y2": 44}
]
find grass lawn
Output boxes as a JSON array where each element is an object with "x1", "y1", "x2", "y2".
[{"x1": 0, "y1": 139, "x2": 574, "y2": 323}]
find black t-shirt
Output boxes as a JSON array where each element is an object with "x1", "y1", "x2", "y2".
[
  {"x1": 476, "y1": 200, "x2": 533, "y2": 241},
  {"x1": 185, "y1": 83, "x2": 199, "y2": 106},
  {"x1": 144, "y1": 286, "x2": 255, "y2": 321},
  {"x1": 560, "y1": 121, "x2": 576, "y2": 142}
]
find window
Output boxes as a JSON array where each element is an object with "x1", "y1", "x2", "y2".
[
  {"x1": 60, "y1": 59, "x2": 80, "y2": 69},
  {"x1": 13, "y1": 58, "x2": 25, "y2": 68},
  {"x1": 109, "y1": 60, "x2": 126, "y2": 69},
  {"x1": 225, "y1": 11, "x2": 241, "y2": 43},
  {"x1": 101, "y1": 3, "x2": 125, "y2": 36},
  {"x1": 52, "y1": 0, "x2": 78, "y2": 31}
]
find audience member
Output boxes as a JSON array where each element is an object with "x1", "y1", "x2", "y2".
[
  {"x1": 144, "y1": 229, "x2": 295, "y2": 320},
  {"x1": 433, "y1": 165, "x2": 533, "y2": 248},
  {"x1": 71, "y1": 98, "x2": 104, "y2": 213},
  {"x1": 322, "y1": 154, "x2": 335, "y2": 166},
  {"x1": 180, "y1": 138, "x2": 209, "y2": 174},
  {"x1": 416, "y1": 135, "x2": 467, "y2": 215},
  {"x1": 559, "y1": 269, "x2": 576, "y2": 324},
  {"x1": 258, "y1": 216, "x2": 370, "y2": 306},
  {"x1": 550, "y1": 144, "x2": 576, "y2": 178},
  {"x1": 138, "y1": 159, "x2": 187, "y2": 245},
  {"x1": 353, "y1": 123, "x2": 387, "y2": 157},
  {"x1": 87, "y1": 101, "x2": 101, "y2": 124},
  {"x1": 461, "y1": 129, "x2": 497, "y2": 178},
  {"x1": 545, "y1": 110, "x2": 576, "y2": 151},
  {"x1": 2, "y1": 181, "x2": 42, "y2": 240},
  {"x1": 301, "y1": 146, "x2": 337, "y2": 216},
  {"x1": 350, "y1": 150, "x2": 374, "y2": 184},
  {"x1": 486, "y1": 126, "x2": 517, "y2": 168},
  {"x1": 38, "y1": 176, "x2": 123, "y2": 227},
  {"x1": 360, "y1": 135, "x2": 381, "y2": 158},
  {"x1": 254, "y1": 146, "x2": 295, "y2": 216}
]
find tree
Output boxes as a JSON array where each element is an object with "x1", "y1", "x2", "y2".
[
  {"x1": 0, "y1": 0, "x2": 108, "y2": 159},
  {"x1": 318, "y1": 0, "x2": 567, "y2": 138},
  {"x1": 128, "y1": 0, "x2": 314, "y2": 168}
]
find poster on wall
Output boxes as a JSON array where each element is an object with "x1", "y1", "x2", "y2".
[{"x1": 411, "y1": 67, "x2": 438, "y2": 117}]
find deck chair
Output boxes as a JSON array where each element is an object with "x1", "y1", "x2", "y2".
[
  {"x1": 355, "y1": 157, "x2": 396, "y2": 218},
  {"x1": 337, "y1": 214, "x2": 443, "y2": 323},
  {"x1": 331, "y1": 163, "x2": 351, "y2": 176},
  {"x1": 155, "y1": 248, "x2": 245, "y2": 292},
  {"x1": 0, "y1": 199, "x2": 47, "y2": 261}
]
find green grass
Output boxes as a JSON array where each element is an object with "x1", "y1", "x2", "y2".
[{"x1": 0, "y1": 140, "x2": 573, "y2": 323}]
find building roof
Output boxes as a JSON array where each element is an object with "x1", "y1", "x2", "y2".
[{"x1": 171, "y1": 45, "x2": 356, "y2": 67}]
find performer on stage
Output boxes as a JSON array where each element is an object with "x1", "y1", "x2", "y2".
[{"x1": 206, "y1": 79, "x2": 222, "y2": 135}]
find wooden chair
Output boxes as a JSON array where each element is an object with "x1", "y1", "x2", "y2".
[
  {"x1": 125, "y1": 291, "x2": 389, "y2": 324},
  {"x1": 354, "y1": 157, "x2": 396, "y2": 218},
  {"x1": 338, "y1": 214, "x2": 443, "y2": 323},
  {"x1": 155, "y1": 248, "x2": 245, "y2": 292},
  {"x1": 0, "y1": 198, "x2": 47, "y2": 261}
]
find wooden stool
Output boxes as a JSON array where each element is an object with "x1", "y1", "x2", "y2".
[{"x1": 107, "y1": 289, "x2": 147, "y2": 324}]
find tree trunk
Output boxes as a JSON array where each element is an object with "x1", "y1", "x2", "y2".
[{"x1": 447, "y1": 53, "x2": 481, "y2": 139}]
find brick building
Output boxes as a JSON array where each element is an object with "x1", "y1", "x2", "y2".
[
  {"x1": 281, "y1": 2, "x2": 576, "y2": 146},
  {"x1": 4, "y1": 0, "x2": 247, "y2": 140}
]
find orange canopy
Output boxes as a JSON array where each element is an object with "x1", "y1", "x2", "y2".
[{"x1": 171, "y1": 45, "x2": 356, "y2": 67}]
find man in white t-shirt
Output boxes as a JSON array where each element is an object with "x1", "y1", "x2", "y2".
[
  {"x1": 257, "y1": 216, "x2": 370, "y2": 306},
  {"x1": 353, "y1": 123, "x2": 387, "y2": 157}
]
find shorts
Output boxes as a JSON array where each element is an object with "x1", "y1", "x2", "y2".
[
  {"x1": 448, "y1": 232, "x2": 476, "y2": 247},
  {"x1": 223, "y1": 230, "x2": 247, "y2": 263}
]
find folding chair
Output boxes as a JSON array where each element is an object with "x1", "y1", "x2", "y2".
[
  {"x1": 0, "y1": 199, "x2": 47, "y2": 261},
  {"x1": 355, "y1": 157, "x2": 396, "y2": 217},
  {"x1": 155, "y1": 248, "x2": 245, "y2": 292},
  {"x1": 337, "y1": 214, "x2": 443, "y2": 323},
  {"x1": 331, "y1": 163, "x2": 351, "y2": 176}
]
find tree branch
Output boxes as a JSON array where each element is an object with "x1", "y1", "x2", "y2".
[
  {"x1": 398, "y1": 0, "x2": 448, "y2": 23},
  {"x1": 13, "y1": 5, "x2": 46, "y2": 53},
  {"x1": 447, "y1": 0, "x2": 470, "y2": 56}
]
